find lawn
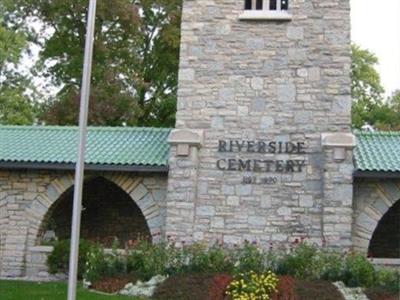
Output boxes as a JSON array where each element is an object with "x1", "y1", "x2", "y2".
[{"x1": 0, "y1": 280, "x2": 140, "y2": 300}]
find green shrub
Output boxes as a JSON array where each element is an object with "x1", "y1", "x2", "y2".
[
  {"x1": 49, "y1": 238, "x2": 398, "y2": 296},
  {"x1": 316, "y1": 250, "x2": 345, "y2": 282},
  {"x1": 84, "y1": 246, "x2": 127, "y2": 282},
  {"x1": 46, "y1": 239, "x2": 96, "y2": 278},
  {"x1": 373, "y1": 268, "x2": 400, "y2": 293},
  {"x1": 232, "y1": 243, "x2": 266, "y2": 274},
  {"x1": 185, "y1": 243, "x2": 234, "y2": 274},
  {"x1": 127, "y1": 240, "x2": 170, "y2": 280},
  {"x1": 83, "y1": 245, "x2": 108, "y2": 282},
  {"x1": 343, "y1": 253, "x2": 375, "y2": 287},
  {"x1": 276, "y1": 243, "x2": 319, "y2": 279},
  {"x1": 127, "y1": 241, "x2": 234, "y2": 279}
]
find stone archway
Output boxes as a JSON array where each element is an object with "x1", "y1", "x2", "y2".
[
  {"x1": 368, "y1": 200, "x2": 399, "y2": 258},
  {"x1": 38, "y1": 177, "x2": 152, "y2": 246},
  {"x1": 353, "y1": 179, "x2": 400, "y2": 255},
  {"x1": 25, "y1": 172, "x2": 163, "y2": 250}
]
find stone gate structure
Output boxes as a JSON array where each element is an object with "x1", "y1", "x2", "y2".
[
  {"x1": 0, "y1": 0, "x2": 399, "y2": 280},
  {"x1": 166, "y1": 0, "x2": 355, "y2": 248}
]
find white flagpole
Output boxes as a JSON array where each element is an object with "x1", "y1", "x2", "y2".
[{"x1": 67, "y1": 1, "x2": 97, "y2": 300}]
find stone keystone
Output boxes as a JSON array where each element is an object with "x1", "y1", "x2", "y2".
[
  {"x1": 168, "y1": 129, "x2": 204, "y2": 147},
  {"x1": 321, "y1": 133, "x2": 356, "y2": 148}
]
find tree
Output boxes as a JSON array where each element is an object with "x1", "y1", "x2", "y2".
[
  {"x1": 351, "y1": 44, "x2": 385, "y2": 128},
  {"x1": 351, "y1": 45, "x2": 400, "y2": 130},
  {"x1": 0, "y1": 5, "x2": 35, "y2": 125},
  {"x1": 374, "y1": 90, "x2": 400, "y2": 131},
  {"x1": 388, "y1": 90, "x2": 400, "y2": 111},
  {"x1": 6, "y1": 0, "x2": 181, "y2": 127}
]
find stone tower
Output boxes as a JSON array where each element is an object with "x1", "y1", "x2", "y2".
[{"x1": 166, "y1": 0, "x2": 355, "y2": 249}]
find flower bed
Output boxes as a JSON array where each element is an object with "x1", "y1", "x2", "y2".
[
  {"x1": 153, "y1": 274, "x2": 345, "y2": 300},
  {"x1": 46, "y1": 239, "x2": 400, "y2": 299}
]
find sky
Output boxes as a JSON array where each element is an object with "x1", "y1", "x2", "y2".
[{"x1": 351, "y1": 0, "x2": 400, "y2": 97}]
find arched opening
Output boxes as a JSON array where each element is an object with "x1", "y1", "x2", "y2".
[
  {"x1": 368, "y1": 200, "x2": 400, "y2": 258},
  {"x1": 38, "y1": 177, "x2": 151, "y2": 247}
]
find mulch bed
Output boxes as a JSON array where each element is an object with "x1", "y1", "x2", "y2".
[
  {"x1": 272, "y1": 275, "x2": 297, "y2": 300},
  {"x1": 154, "y1": 273, "x2": 232, "y2": 300},
  {"x1": 91, "y1": 275, "x2": 136, "y2": 294},
  {"x1": 365, "y1": 288, "x2": 399, "y2": 300},
  {"x1": 272, "y1": 276, "x2": 345, "y2": 300},
  {"x1": 294, "y1": 279, "x2": 345, "y2": 300}
]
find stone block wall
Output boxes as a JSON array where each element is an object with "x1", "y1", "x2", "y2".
[
  {"x1": 353, "y1": 178, "x2": 400, "y2": 256},
  {"x1": 0, "y1": 169, "x2": 167, "y2": 279},
  {"x1": 166, "y1": 0, "x2": 354, "y2": 248}
]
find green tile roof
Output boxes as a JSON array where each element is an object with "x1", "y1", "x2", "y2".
[
  {"x1": 354, "y1": 131, "x2": 400, "y2": 172},
  {"x1": 0, "y1": 126, "x2": 171, "y2": 167},
  {"x1": 0, "y1": 126, "x2": 399, "y2": 173}
]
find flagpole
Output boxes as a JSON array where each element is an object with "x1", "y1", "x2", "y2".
[{"x1": 67, "y1": 1, "x2": 97, "y2": 300}]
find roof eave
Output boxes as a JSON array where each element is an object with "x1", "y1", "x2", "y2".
[
  {"x1": 354, "y1": 170, "x2": 400, "y2": 179},
  {"x1": 0, "y1": 161, "x2": 169, "y2": 173}
]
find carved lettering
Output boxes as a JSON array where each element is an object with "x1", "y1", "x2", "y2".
[{"x1": 216, "y1": 140, "x2": 307, "y2": 174}]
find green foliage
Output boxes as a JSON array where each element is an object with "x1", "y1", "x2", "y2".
[
  {"x1": 373, "y1": 268, "x2": 400, "y2": 294},
  {"x1": 273, "y1": 242, "x2": 399, "y2": 294},
  {"x1": 0, "y1": 86, "x2": 35, "y2": 125},
  {"x1": 84, "y1": 246, "x2": 127, "y2": 282},
  {"x1": 351, "y1": 45, "x2": 384, "y2": 104},
  {"x1": 277, "y1": 243, "x2": 319, "y2": 279},
  {"x1": 126, "y1": 240, "x2": 234, "y2": 280},
  {"x1": 126, "y1": 240, "x2": 170, "y2": 280},
  {"x1": 351, "y1": 44, "x2": 400, "y2": 130},
  {"x1": 342, "y1": 253, "x2": 375, "y2": 288},
  {"x1": 226, "y1": 270, "x2": 279, "y2": 300},
  {"x1": 183, "y1": 243, "x2": 234, "y2": 274},
  {"x1": 6, "y1": 0, "x2": 181, "y2": 127},
  {"x1": 374, "y1": 89, "x2": 400, "y2": 131},
  {"x1": 0, "y1": 19, "x2": 26, "y2": 67},
  {"x1": 351, "y1": 44, "x2": 383, "y2": 128},
  {"x1": 48, "y1": 239, "x2": 399, "y2": 295},
  {"x1": 0, "y1": 6, "x2": 36, "y2": 125},
  {"x1": 46, "y1": 239, "x2": 97, "y2": 279},
  {"x1": 315, "y1": 250, "x2": 344, "y2": 282},
  {"x1": 232, "y1": 242, "x2": 266, "y2": 274},
  {"x1": 48, "y1": 239, "x2": 127, "y2": 282}
]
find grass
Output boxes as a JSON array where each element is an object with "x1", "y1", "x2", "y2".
[{"x1": 0, "y1": 280, "x2": 141, "y2": 300}]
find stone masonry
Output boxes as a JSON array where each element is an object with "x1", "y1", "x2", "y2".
[
  {"x1": 352, "y1": 178, "x2": 400, "y2": 256},
  {"x1": 166, "y1": 0, "x2": 355, "y2": 248},
  {"x1": 0, "y1": 169, "x2": 167, "y2": 279}
]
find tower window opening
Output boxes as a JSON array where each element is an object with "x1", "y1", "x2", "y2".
[
  {"x1": 269, "y1": 0, "x2": 289, "y2": 11},
  {"x1": 240, "y1": 0, "x2": 292, "y2": 20},
  {"x1": 245, "y1": 0, "x2": 289, "y2": 11}
]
